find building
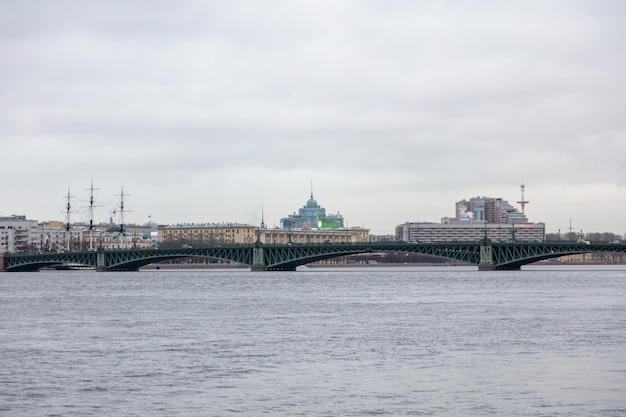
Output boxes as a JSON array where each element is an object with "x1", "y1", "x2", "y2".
[
  {"x1": 35, "y1": 221, "x2": 153, "y2": 252},
  {"x1": 369, "y1": 234, "x2": 396, "y2": 243},
  {"x1": 0, "y1": 215, "x2": 39, "y2": 253},
  {"x1": 0, "y1": 226, "x2": 15, "y2": 253},
  {"x1": 83, "y1": 223, "x2": 153, "y2": 250},
  {"x1": 158, "y1": 223, "x2": 258, "y2": 245},
  {"x1": 158, "y1": 223, "x2": 369, "y2": 246},
  {"x1": 396, "y1": 221, "x2": 545, "y2": 243},
  {"x1": 38, "y1": 221, "x2": 83, "y2": 252},
  {"x1": 396, "y1": 194, "x2": 545, "y2": 243},
  {"x1": 280, "y1": 191, "x2": 344, "y2": 230},
  {"x1": 260, "y1": 227, "x2": 369, "y2": 244},
  {"x1": 456, "y1": 196, "x2": 529, "y2": 224}
]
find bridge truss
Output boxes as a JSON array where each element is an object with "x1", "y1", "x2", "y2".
[
  {"x1": 258, "y1": 242, "x2": 480, "y2": 271},
  {"x1": 2, "y1": 241, "x2": 624, "y2": 272}
]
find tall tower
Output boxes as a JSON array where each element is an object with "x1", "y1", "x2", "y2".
[{"x1": 517, "y1": 182, "x2": 529, "y2": 214}]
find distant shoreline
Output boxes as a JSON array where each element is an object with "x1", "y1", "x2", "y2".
[{"x1": 140, "y1": 261, "x2": 624, "y2": 270}]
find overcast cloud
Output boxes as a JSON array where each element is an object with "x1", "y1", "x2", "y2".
[{"x1": 1, "y1": 1, "x2": 625, "y2": 235}]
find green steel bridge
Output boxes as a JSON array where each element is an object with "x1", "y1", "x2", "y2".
[{"x1": 1, "y1": 240, "x2": 624, "y2": 272}]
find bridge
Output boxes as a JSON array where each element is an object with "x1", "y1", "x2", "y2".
[{"x1": 1, "y1": 240, "x2": 624, "y2": 272}]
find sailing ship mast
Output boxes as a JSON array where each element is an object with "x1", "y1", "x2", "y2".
[
  {"x1": 119, "y1": 186, "x2": 125, "y2": 235},
  {"x1": 65, "y1": 185, "x2": 72, "y2": 251},
  {"x1": 116, "y1": 184, "x2": 130, "y2": 237},
  {"x1": 87, "y1": 177, "x2": 98, "y2": 250}
]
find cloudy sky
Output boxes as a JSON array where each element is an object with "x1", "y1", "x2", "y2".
[{"x1": 1, "y1": 1, "x2": 625, "y2": 235}]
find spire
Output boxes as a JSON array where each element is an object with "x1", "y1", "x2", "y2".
[
  {"x1": 310, "y1": 180, "x2": 314, "y2": 199},
  {"x1": 260, "y1": 203, "x2": 266, "y2": 229}
]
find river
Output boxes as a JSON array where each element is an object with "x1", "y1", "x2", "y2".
[{"x1": 1, "y1": 265, "x2": 625, "y2": 416}]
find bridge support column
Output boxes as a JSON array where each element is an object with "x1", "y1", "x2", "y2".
[
  {"x1": 251, "y1": 246, "x2": 266, "y2": 271},
  {"x1": 96, "y1": 252, "x2": 107, "y2": 272},
  {"x1": 478, "y1": 239, "x2": 496, "y2": 271}
]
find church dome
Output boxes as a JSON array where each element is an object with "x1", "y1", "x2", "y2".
[{"x1": 306, "y1": 197, "x2": 318, "y2": 208}]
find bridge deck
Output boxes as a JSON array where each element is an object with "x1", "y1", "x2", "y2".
[{"x1": 2, "y1": 241, "x2": 624, "y2": 272}]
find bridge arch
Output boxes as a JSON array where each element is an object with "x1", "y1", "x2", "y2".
[
  {"x1": 257, "y1": 242, "x2": 480, "y2": 271},
  {"x1": 2, "y1": 242, "x2": 624, "y2": 272}
]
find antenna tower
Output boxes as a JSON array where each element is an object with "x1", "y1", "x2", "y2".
[{"x1": 517, "y1": 182, "x2": 529, "y2": 214}]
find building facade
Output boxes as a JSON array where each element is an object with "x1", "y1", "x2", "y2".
[
  {"x1": 280, "y1": 192, "x2": 344, "y2": 230},
  {"x1": 158, "y1": 223, "x2": 258, "y2": 245},
  {"x1": 158, "y1": 223, "x2": 369, "y2": 246},
  {"x1": 396, "y1": 221, "x2": 545, "y2": 243},
  {"x1": 0, "y1": 215, "x2": 39, "y2": 253},
  {"x1": 0, "y1": 227, "x2": 15, "y2": 253},
  {"x1": 396, "y1": 194, "x2": 544, "y2": 243},
  {"x1": 456, "y1": 196, "x2": 528, "y2": 224},
  {"x1": 260, "y1": 227, "x2": 369, "y2": 244},
  {"x1": 38, "y1": 221, "x2": 82, "y2": 252}
]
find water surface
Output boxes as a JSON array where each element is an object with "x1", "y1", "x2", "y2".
[{"x1": 1, "y1": 265, "x2": 625, "y2": 416}]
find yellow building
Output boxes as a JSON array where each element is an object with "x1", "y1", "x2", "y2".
[
  {"x1": 158, "y1": 223, "x2": 258, "y2": 245},
  {"x1": 157, "y1": 223, "x2": 369, "y2": 246},
  {"x1": 259, "y1": 227, "x2": 369, "y2": 244}
]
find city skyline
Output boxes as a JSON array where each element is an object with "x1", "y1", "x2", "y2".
[
  {"x1": 0, "y1": 181, "x2": 621, "y2": 237},
  {"x1": 1, "y1": 2, "x2": 625, "y2": 235}
]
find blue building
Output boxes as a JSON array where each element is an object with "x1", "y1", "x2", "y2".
[{"x1": 280, "y1": 192, "x2": 344, "y2": 230}]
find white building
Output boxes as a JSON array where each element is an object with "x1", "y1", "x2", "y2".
[
  {"x1": 0, "y1": 215, "x2": 39, "y2": 253},
  {"x1": 395, "y1": 221, "x2": 545, "y2": 243},
  {"x1": 0, "y1": 227, "x2": 15, "y2": 253}
]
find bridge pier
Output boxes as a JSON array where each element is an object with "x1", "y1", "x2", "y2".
[
  {"x1": 251, "y1": 246, "x2": 266, "y2": 271},
  {"x1": 478, "y1": 239, "x2": 496, "y2": 271},
  {"x1": 96, "y1": 252, "x2": 107, "y2": 272}
]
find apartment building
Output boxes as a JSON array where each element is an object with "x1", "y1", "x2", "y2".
[
  {"x1": 395, "y1": 221, "x2": 545, "y2": 243},
  {"x1": 0, "y1": 215, "x2": 39, "y2": 253}
]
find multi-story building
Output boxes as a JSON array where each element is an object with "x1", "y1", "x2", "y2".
[
  {"x1": 369, "y1": 234, "x2": 396, "y2": 243},
  {"x1": 158, "y1": 223, "x2": 258, "y2": 245},
  {"x1": 36, "y1": 221, "x2": 154, "y2": 252},
  {"x1": 38, "y1": 221, "x2": 82, "y2": 252},
  {"x1": 0, "y1": 227, "x2": 15, "y2": 253},
  {"x1": 456, "y1": 196, "x2": 528, "y2": 224},
  {"x1": 395, "y1": 221, "x2": 545, "y2": 243},
  {"x1": 260, "y1": 227, "x2": 369, "y2": 244},
  {"x1": 0, "y1": 215, "x2": 39, "y2": 253},
  {"x1": 397, "y1": 194, "x2": 544, "y2": 243},
  {"x1": 280, "y1": 192, "x2": 344, "y2": 229},
  {"x1": 81, "y1": 223, "x2": 153, "y2": 250},
  {"x1": 158, "y1": 223, "x2": 369, "y2": 246}
]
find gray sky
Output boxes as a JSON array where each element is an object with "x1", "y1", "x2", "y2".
[{"x1": 1, "y1": 1, "x2": 625, "y2": 235}]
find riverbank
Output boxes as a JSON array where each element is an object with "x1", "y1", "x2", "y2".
[
  {"x1": 140, "y1": 260, "x2": 624, "y2": 270},
  {"x1": 140, "y1": 263, "x2": 248, "y2": 270}
]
